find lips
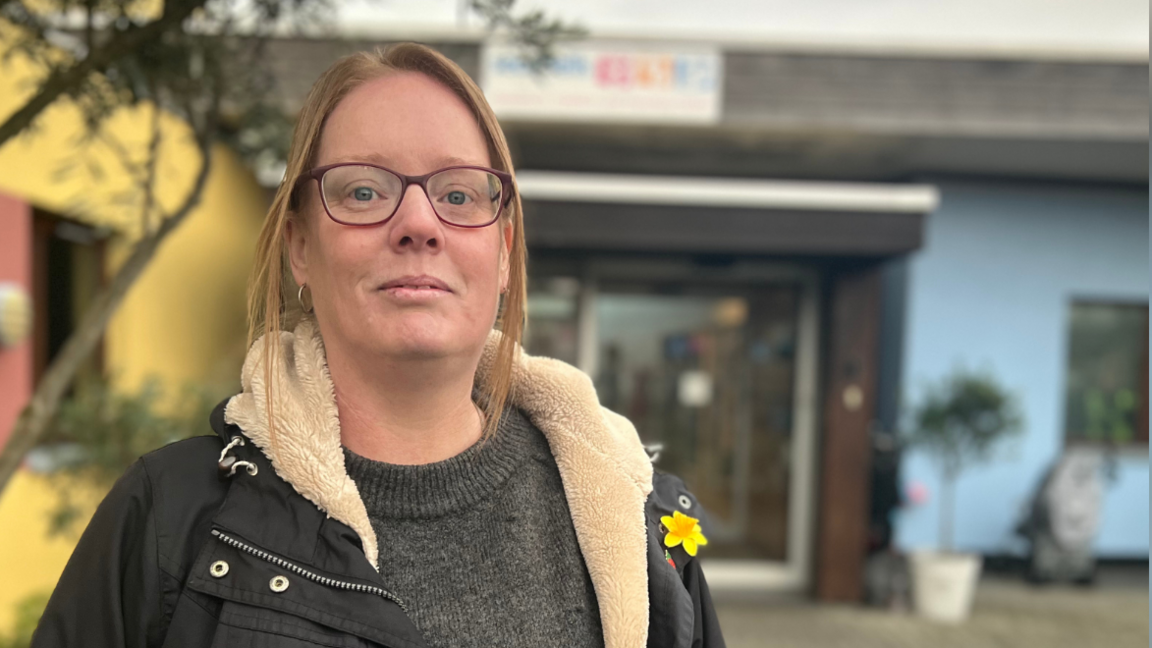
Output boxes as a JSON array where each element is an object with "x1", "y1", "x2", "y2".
[{"x1": 379, "y1": 275, "x2": 452, "y2": 292}]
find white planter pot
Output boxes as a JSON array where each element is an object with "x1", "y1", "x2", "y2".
[{"x1": 909, "y1": 551, "x2": 983, "y2": 624}]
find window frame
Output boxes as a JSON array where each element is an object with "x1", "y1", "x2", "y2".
[{"x1": 1061, "y1": 297, "x2": 1148, "y2": 450}]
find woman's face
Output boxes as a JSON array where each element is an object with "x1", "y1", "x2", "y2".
[{"x1": 286, "y1": 71, "x2": 512, "y2": 364}]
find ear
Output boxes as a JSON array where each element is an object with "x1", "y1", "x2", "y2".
[
  {"x1": 499, "y1": 219, "x2": 513, "y2": 292},
  {"x1": 285, "y1": 217, "x2": 310, "y2": 287}
]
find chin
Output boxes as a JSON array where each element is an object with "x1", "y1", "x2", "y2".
[
  {"x1": 370, "y1": 322, "x2": 469, "y2": 360},
  {"x1": 381, "y1": 337, "x2": 456, "y2": 360},
  {"x1": 344, "y1": 306, "x2": 493, "y2": 361}
]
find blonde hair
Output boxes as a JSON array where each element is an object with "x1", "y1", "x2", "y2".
[{"x1": 246, "y1": 43, "x2": 527, "y2": 440}]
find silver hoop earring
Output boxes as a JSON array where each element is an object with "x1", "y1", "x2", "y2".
[{"x1": 297, "y1": 284, "x2": 314, "y2": 314}]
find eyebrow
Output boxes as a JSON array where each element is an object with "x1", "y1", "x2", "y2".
[{"x1": 328, "y1": 153, "x2": 486, "y2": 168}]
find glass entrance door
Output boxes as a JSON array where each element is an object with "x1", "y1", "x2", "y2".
[{"x1": 593, "y1": 283, "x2": 800, "y2": 560}]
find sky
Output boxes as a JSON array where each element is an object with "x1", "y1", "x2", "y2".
[{"x1": 335, "y1": 0, "x2": 1149, "y2": 57}]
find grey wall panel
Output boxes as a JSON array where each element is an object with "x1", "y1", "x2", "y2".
[
  {"x1": 522, "y1": 200, "x2": 924, "y2": 256},
  {"x1": 723, "y1": 52, "x2": 1148, "y2": 140}
]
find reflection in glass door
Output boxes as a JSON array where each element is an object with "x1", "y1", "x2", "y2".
[
  {"x1": 593, "y1": 284, "x2": 799, "y2": 561},
  {"x1": 526, "y1": 271, "x2": 815, "y2": 575}
]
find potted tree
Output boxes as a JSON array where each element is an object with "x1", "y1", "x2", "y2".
[{"x1": 904, "y1": 367, "x2": 1023, "y2": 623}]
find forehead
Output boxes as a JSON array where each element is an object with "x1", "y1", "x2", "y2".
[{"x1": 317, "y1": 71, "x2": 491, "y2": 170}]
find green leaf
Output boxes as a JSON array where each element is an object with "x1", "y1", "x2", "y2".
[
  {"x1": 0, "y1": 591, "x2": 51, "y2": 648},
  {"x1": 36, "y1": 376, "x2": 229, "y2": 536},
  {"x1": 904, "y1": 367, "x2": 1024, "y2": 476}
]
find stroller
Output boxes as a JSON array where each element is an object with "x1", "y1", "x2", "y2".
[{"x1": 1015, "y1": 448, "x2": 1116, "y2": 584}]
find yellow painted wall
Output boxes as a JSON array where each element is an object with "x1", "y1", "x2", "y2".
[
  {"x1": 0, "y1": 33, "x2": 269, "y2": 634},
  {"x1": 105, "y1": 142, "x2": 267, "y2": 393},
  {"x1": 0, "y1": 36, "x2": 268, "y2": 394},
  {"x1": 0, "y1": 470, "x2": 98, "y2": 632}
]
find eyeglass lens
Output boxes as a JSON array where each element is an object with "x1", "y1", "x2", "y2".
[{"x1": 321, "y1": 166, "x2": 503, "y2": 226}]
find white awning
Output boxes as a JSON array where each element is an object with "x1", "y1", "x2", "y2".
[{"x1": 514, "y1": 171, "x2": 939, "y2": 214}]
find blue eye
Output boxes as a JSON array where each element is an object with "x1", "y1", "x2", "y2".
[
  {"x1": 446, "y1": 191, "x2": 469, "y2": 205},
  {"x1": 352, "y1": 187, "x2": 376, "y2": 201}
]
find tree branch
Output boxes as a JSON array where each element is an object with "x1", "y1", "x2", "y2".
[
  {"x1": 0, "y1": 0, "x2": 205, "y2": 148},
  {"x1": 140, "y1": 96, "x2": 161, "y2": 231},
  {"x1": 0, "y1": 124, "x2": 215, "y2": 494}
]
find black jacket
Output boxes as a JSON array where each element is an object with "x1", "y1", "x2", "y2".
[{"x1": 32, "y1": 400, "x2": 725, "y2": 648}]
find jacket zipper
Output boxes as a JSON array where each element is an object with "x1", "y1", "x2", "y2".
[{"x1": 211, "y1": 529, "x2": 408, "y2": 612}]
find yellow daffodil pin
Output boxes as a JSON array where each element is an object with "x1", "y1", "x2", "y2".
[{"x1": 661, "y1": 510, "x2": 709, "y2": 556}]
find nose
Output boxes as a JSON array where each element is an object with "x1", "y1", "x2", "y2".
[{"x1": 387, "y1": 183, "x2": 442, "y2": 252}]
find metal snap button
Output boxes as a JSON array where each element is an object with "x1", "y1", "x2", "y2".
[
  {"x1": 209, "y1": 561, "x2": 229, "y2": 578},
  {"x1": 678, "y1": 494, "x2": 693, "y2": 509},
  {"x1": 269, "y1": 575, "x2": 290, "y2": 593}
]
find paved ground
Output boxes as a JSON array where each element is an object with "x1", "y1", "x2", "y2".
[{"x1": 715, "y1": 566, "x2": 1148, "y2": 648}]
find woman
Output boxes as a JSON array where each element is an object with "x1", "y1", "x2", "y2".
[{"x1": 33, "y1": 43, "x2": 724, "y2": 648}]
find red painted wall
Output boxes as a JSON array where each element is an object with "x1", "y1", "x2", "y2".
[{"x1": 0, "y1": 193, "x2": 32, "y2": 451}]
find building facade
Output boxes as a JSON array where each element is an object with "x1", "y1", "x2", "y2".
[
  {"x1": 257, "y1": 32, "x2": 1148, "y2": 598},
  {"x1": 0, "y1": 46, "x2": 269, "y2": 629},
  {"x1": 0, "y1": 33, "x2": 1145, "y2": 629},
  {"x1": 896, "y1": 179, "x2": 1148, "y2": 558}
]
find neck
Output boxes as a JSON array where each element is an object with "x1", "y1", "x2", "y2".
[{"x1": 327, "y1": 344, "x2": 484, "y2": 466}]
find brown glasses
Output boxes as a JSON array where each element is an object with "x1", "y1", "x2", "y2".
[{"x1": 295, "y1": 163, "x2": 514, "y2": 228}]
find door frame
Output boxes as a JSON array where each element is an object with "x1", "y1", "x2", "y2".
[{"x1": 565, "y1": 256, "x2": 821, "y2": 592}]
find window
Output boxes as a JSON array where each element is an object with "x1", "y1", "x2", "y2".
[
  {"x1": 32, "y1": 210, "x2": 106, "y2": 387},
  {"x1": 1063, "y1": 300, "x2": 1148, "y2": 446},
  {"x1": 524, "y1": 276, "x2": 581, "y2": 367}
]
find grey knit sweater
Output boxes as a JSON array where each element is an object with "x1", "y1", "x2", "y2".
[{"x1": 342, "y1": 407, "x2": 604, "y2": 648}]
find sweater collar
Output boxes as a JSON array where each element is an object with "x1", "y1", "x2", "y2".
[
  {"x1": 342, "y1": 406, "x2": 539, "y2": 520},
  {"x1": 223, "y1": 318, "x2": 654, "y2": 648}
]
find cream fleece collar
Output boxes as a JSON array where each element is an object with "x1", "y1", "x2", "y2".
[{"x1": 224, "y1": 319, "x2": 654, "y2": 648}]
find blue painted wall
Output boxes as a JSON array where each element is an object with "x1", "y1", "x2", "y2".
[{"x1": 895, "y1": 180, "x2": 1149, "y2": 557}]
